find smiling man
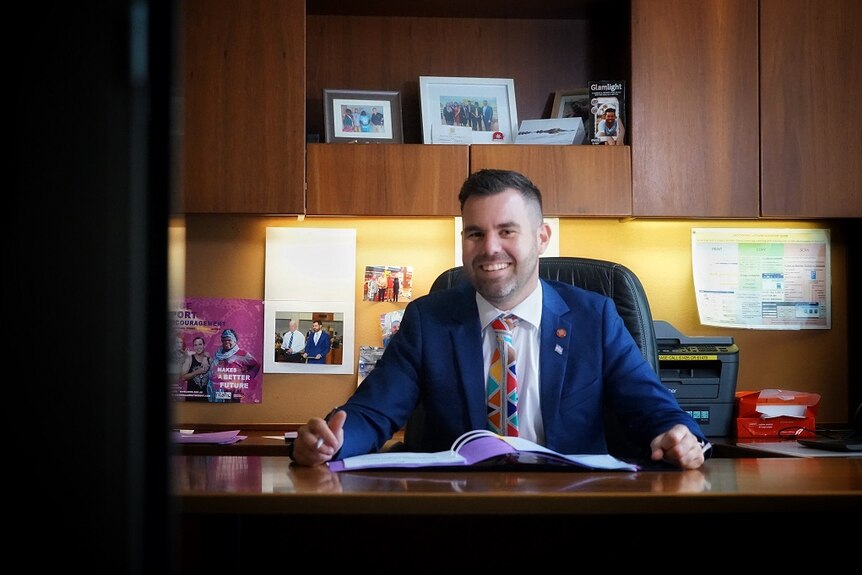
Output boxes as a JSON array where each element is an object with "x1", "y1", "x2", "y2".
[{"x1": 292, "y1": 169, "x2": 709, "y2": 470}]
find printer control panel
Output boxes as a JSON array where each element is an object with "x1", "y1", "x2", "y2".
[{"x1": 660, "y1": 344, "x2": 738, "y2": 355}]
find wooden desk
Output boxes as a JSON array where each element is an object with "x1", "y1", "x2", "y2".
[
  {"x1": 174, "y1": 454, "x2": 860, "y2": 570},
  {"x1": 175, "y1": 455, "x2": 861, "y2": 514}
]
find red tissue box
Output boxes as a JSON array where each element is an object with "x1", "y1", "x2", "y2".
[{"x1": 735, "y1": 389, "x2": 820, "y2": 438}]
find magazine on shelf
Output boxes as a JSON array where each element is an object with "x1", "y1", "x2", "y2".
[
  {"x1": 327, "y1": 429, "x2": 640, "y2": 472},
  {"x1": 588, "y1": 80, "x2": 626, "y2": 145}
]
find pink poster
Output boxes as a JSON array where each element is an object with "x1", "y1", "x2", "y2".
[{"x1": 170, "y1": 297, "x2": 264, "y2": 404}]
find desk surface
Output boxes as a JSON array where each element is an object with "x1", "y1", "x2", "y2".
[
  {"x1": 174, "y1": 429, "x2": 782, "y2": 458},
  {"x1": 174, "y1": 454, "x2": 862, "y2": 515}
]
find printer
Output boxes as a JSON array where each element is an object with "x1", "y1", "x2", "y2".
[{"x1": 653, "y1": 320, "x2": 739, "y2": 436}]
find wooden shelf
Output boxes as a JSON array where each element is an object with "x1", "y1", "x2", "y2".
[
  {"x1": 182, "y1": 0, "x2": 860, "y2": 218},
  {"x1": 471, "y1": 144, "x2": 632, "y2": 216}
]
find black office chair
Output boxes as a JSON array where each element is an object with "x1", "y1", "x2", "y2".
[{"x1": 400, "y1": 256, "x2": 660, "y2": 459}]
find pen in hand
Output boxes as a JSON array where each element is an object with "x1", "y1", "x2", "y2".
[
  {"x1": 315, "y1": 407, "x2": 338, "y2": 449},
  {"x1": 315, "y1": 407, "x2": 342, "y2": 452}
]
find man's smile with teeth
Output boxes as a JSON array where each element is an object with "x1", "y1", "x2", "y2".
[{"x1": 481, "y1": 262, "x2": 510, "y2": 271}]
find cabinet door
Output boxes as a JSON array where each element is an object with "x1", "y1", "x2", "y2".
[
  {"x1": 760, "y1": 0, "x2": 862, "y2": 217},
  {"x1": 182, "y1": 0, "x2": 305, "y2": 214},
  {"x1": 631, "y1": 0, "x2": 759, "y2": 217},
  {"x1": 470, "y1": 145, "x2": 632, "y2": 217},
  {"x1": 306, "y1": 144, "x2": 466, "y2": 216}
]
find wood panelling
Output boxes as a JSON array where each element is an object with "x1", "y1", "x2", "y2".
[
  {"x1": 308, "y1": 0, "x2": 611, "y2": 19},
  {"x1": 182, "y1": 0, "x2": 305, "y2": 214},
  {"x1": 306, "y1": 144, "x2": 467, "y2": 215},
  {"x1": 760, "y1": 0, "x2": 862, "y2": 217},
  {"x1": 470, "y1": 145, "x2": 632, "y2": 216},
  {"x1": 631, "y1": 0, "x2": 759, "y2": 217}
]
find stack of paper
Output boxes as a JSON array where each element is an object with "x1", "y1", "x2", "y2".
[{"x1": 171, "y1": 429, "x2": 246, "y2": 445}]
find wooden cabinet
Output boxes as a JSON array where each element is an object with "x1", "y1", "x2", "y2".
[
  {"x1": 308, "y1": 143, "x2": 630, "y2": 217},
  {"x1": 305, "y1": 1, "x2": 629, "y2": 216},
  {"x1": 181, "y1": 0, "x2": 305, "y2": 214},
  {"x1": 307, "y1": 144, "x2": 466, "y2": 216},
  {"x1": 632, "y1": 0, "x2": 860, "y2": 219},
  {"x1": 630, "y1": 0, "x2": 759, "y2": 217},
  {"x1": 182, "y1": 0, "x2": 859, "y2": 219},
  {"x1": 759, "y1": 0, "x2": 862, "y2": 217},
  {"x1": 470, "y1": 145, "x2": 632, "y2": 216}
]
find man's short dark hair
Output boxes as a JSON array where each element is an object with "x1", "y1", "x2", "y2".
[{"x1": 457, "y1": 169, "x2": 544, "y2": 218}]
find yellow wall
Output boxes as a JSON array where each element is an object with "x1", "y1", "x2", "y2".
[{"x1": 175, "y1": 215, "x2": 849, "y2": 426}]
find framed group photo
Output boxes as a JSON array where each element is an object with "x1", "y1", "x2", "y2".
[
  {"x1": 419, "y1": 76, "x2": 518, "y2": 144},
  {"x1": 323, "y1": 89, "x2": 403, "y2": 143}
]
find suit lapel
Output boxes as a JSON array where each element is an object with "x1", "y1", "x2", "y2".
[
  {"x1": 538, "y1": 281, "x2": 572, "y2": 435},
  {"x1": 446, "y1": 284, "x2": 487, "y2": 431}
]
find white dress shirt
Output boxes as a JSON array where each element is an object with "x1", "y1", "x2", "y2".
[{"x1": 282, "y1": 329, "x2": 305, "y2": 353}]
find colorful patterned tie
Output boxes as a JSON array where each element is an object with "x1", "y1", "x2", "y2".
[{"x1": 486, "y1": 314, "x2": 519, "y2": 436}]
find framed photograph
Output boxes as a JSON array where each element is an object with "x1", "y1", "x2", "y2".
[
  {"x1": 323, "y1": 89, "x2": 403, "y2": 143},
  {"x1": 550, "y1": 88, "x2": 590, "y2": 122},
  {"x1": 419, "y1": 76, "x2": 518, "y2": 144},
  {"x1": 263, "y1": 300, "x2": 355, "y2": 375}
]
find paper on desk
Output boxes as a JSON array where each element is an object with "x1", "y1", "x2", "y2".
[
  {"x1": 339, "y1": 451, "x2": 465, "y2": 470},
  {"x1": 171, "y1": 430, "x2": 246, "y2": 444},
  {"x1": 262, "y1": 432, "x2": 297, "y2": 441},
  {"x1": 754, "y1": 389, "x2": 821, "y2": 418},
  {"x1": 757, "y1": 405, "x2": 808, "y2": 418},
  {"x1": 735, "y1": 441, "x2": 862, "y2": 458}
]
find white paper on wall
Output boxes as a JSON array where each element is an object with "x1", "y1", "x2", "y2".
[
  {"x1": 691, "y1": 227, "x2": 831, "y2": 330},
  {"x1": 264, "y1": 228, "x2": 357, "y2": 374}
]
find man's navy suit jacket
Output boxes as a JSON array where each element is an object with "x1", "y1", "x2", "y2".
[
  {"x1": 338, "y1": 279, "x2": 705, "y2": 458},
  {"x1": 305, "y1": 330, "x2": 331, "y2": 364}
]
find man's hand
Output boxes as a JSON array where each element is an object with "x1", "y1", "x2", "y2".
[
  {"x1": 292, "y1": 410, "x2": 346, "y2": 466},
  {"x1": 650, "y1": 424, "x2": 706, "y2": 470}
]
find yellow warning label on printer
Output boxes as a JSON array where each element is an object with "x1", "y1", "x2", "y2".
[{"x1": 659, "y1": 354, "x2": 718, "y2": 361}]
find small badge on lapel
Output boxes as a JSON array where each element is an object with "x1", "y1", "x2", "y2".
[
  {"x1": 554, "y1": 344, "x2": 563, "y2": 355},
  {"x1": 556, "y1": 328, "x2": 567, "y2": 338}
]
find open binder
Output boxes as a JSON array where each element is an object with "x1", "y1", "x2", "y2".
[{"x1": 328, "y1": 429, "x2": 639, "y2": 472}]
